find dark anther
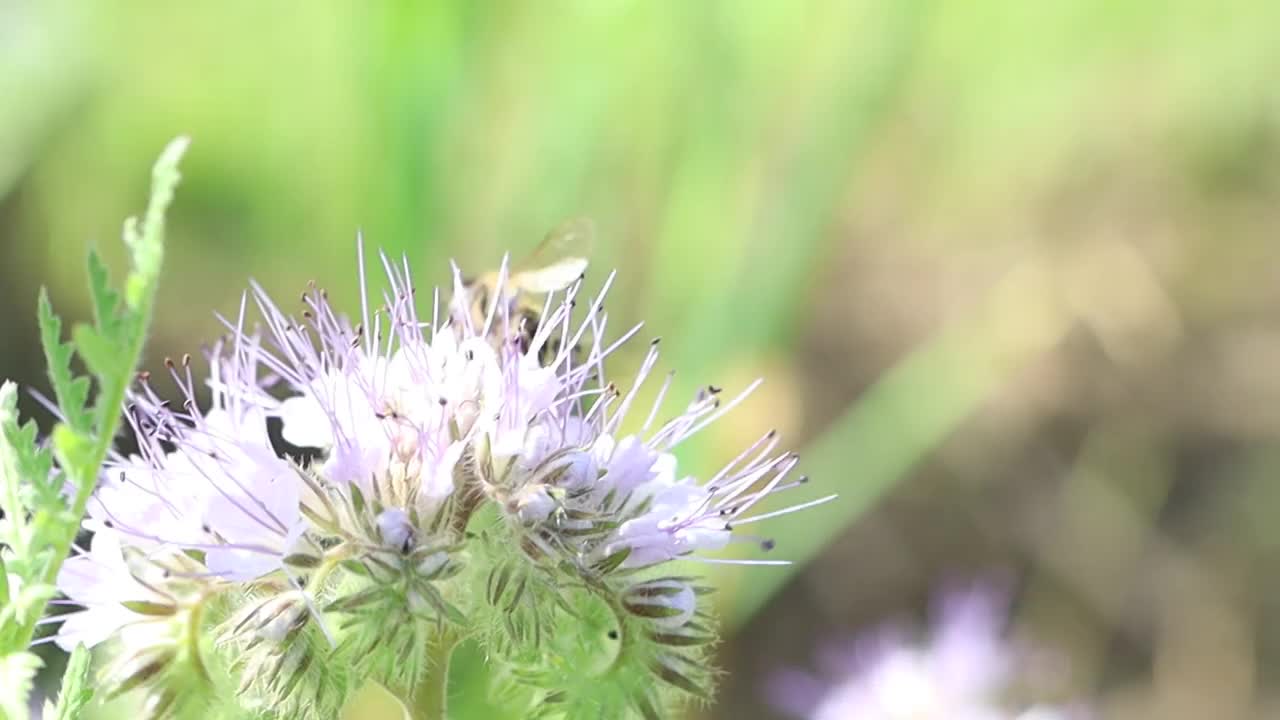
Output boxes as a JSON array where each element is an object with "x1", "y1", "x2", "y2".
[
  {"x1": 302, "y1": 310, "x2": 314, "y2": 319},
  {"x1": 103, "y1": 519, "x2": 114, "y2": 528},
  {"x1": 607, "y1": 630, "x2": 619, "y2": 640},
  {"x1": 761, "y1": 539, "x2": 776, "y2": 551},
  {"x1": 464, "y1": 350, "x2": 474, "y2": 361},
  {"x1": 651, "y1": 337, "x2": 662, "y2": 345},
  {"x1": 164, "y1": 357, "x2": 175, "y2": 369},
  {"x1": 797, "y1": 475, "x2": 809, "y2": 484},
  {"x1": 137, "y1": 371, "x2": 151, "y2": 382},
  {"x1": 708, "y1": 385, "x2": 722, "y2": 395}
]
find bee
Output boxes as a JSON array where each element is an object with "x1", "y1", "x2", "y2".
[{"x1": 464, "y1": 217, "x2": 594, "y2": 363}]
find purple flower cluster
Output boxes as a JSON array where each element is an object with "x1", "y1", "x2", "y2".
[{"x1": 51, "y1": 246, "x2": 830, "y2": 660}]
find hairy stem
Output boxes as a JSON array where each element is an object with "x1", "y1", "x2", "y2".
[
  {"x1": 412, "y1": 630, "x2": 459, "y2": 720},
  {"x1": 8, "y1": 137, "x2": 186, "y2": 654}
]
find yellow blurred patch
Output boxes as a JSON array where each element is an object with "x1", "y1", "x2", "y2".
[{"x1": 340, "y1": 681, "x2": 412, "y2": 720}]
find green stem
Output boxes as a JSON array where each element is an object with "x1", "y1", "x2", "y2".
[
  {"x1": 10, "y1": 138, "x2": 186, "y2": 654},
  {"x1": 412, "y1": 631, "x2": 459, "y2": 720}
]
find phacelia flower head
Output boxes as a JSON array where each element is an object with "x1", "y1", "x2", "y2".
[
  {"x1": 768, "y1": 582, "x2": 1091, "y2": 720},
  {"x1": 52, "y1": 237, "x2": 832, "y2": 718}
]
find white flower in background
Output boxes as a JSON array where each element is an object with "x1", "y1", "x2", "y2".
[{"x1": 768, "y1": 584, "x2": 1091, "y2": 720}]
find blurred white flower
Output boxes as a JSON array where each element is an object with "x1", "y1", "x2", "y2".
[{"x1": 769, "y1": 584, "x2": 1090, "y2": 720}]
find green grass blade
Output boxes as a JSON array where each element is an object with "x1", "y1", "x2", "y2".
[{"x1": 720, "y1": 261, "x2": 1073, "y2": 627}]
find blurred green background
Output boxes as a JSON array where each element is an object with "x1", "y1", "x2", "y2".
[{"x1": 3, "y1": 1, "x2": 1280, "y2": 718}]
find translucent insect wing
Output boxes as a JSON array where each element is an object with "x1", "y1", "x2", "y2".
[{"x1": 513, "y1": 218, "x2": 594, "y2": 293}]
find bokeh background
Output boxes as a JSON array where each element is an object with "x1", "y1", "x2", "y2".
[{"x1": 3, "y1": 2, "x2": 1280, "y2": 718}]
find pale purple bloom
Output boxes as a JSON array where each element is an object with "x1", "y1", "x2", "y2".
[
  {"x1": 53, "y1": 243, "x2": 829, "y2": 652},
  {"x1": 50, "y1": 532, "x2": 162, "y2": 650},
  {"x1": 769, "y1": 584, "x2": 1088, "y2": 720}
]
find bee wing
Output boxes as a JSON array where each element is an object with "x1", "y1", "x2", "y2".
[{"x1": 512, "y1": 217, "x2": 594, "y2": 293}]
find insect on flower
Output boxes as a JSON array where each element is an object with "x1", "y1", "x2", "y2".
[
  {"x1": 462, "y1": 217, "x2": 593, "y2": 362},
  {"x1": 43, "y1": 219, "x2": 835, "y2": 719}
]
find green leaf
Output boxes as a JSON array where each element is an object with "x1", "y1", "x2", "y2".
[
  {"x1": 0, "y1": 137, "x2": 188, "y2": 675},
  {"x1": 0, "y1": 651, "x2": 42, "y2": 720},
  {"x1": 0, "y1": 383, "x2": 32, "y2": 557},
  {"x1": 50, "y1": 425, "x2": 94, "y2": 485},
  {"x1": 50, "y1": 644, "x2": 94, "y2": 720},
  {"x1": 37, "y1": 291, "x2": 92, "y2": 434},
  {"x1": 123, "y1": 136, "x2": 189, "y2": 310},
  {"x1": 0, "y1": 582, "x2": 56, "y2": 634},
  {"x1": 0, "y1": 387, "x2": 57, "y2": 518},
  {"x1": 71, "y1": 324, "x2": 125, "y2": 386},
  {"x1": 84, "y1": 250, "x2": 124, "y2": 341}
]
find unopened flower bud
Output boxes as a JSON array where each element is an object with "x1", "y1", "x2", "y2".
[
  {"x1": 377, "y1": 508, "x2": 415, "y2": 552},
  {"x1": 623, "y1": 579, "x2": 697, "y2": 629}
]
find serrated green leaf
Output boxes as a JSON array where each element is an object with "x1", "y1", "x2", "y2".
[
  {"x1": 50, "y1": 425, "x2": 94, "y2": 480},
  {"x1": 0, "y1": 583, "x2": 56, "y2": 632},
  {"x1": 71, "y1": 324, "x2": 125, "y2": 384},
  {"x1": 0, "y1": 404, "x2": 57, "y2": 519},
  {"x1": 0, "y1": 651, "x2": 42, "y2": 720},
  {"x1": 1, "y1": 138, "x2": 187, "y2": 676},
  {"x1": 0, "y1": 383, "x2": 32, "y2": 557},
  {"x1": 51, "y1": 644, "x2": 94, "y2": 720},
  {"x1": 84, "y1": 250, "x2": 125, "y2": 344},
  {"x1": 37, "y1": 291, "x2": 92, "y2": 433},
  {"x1": 123, "y1": 136, "x2": 188, "y2": 310}
]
